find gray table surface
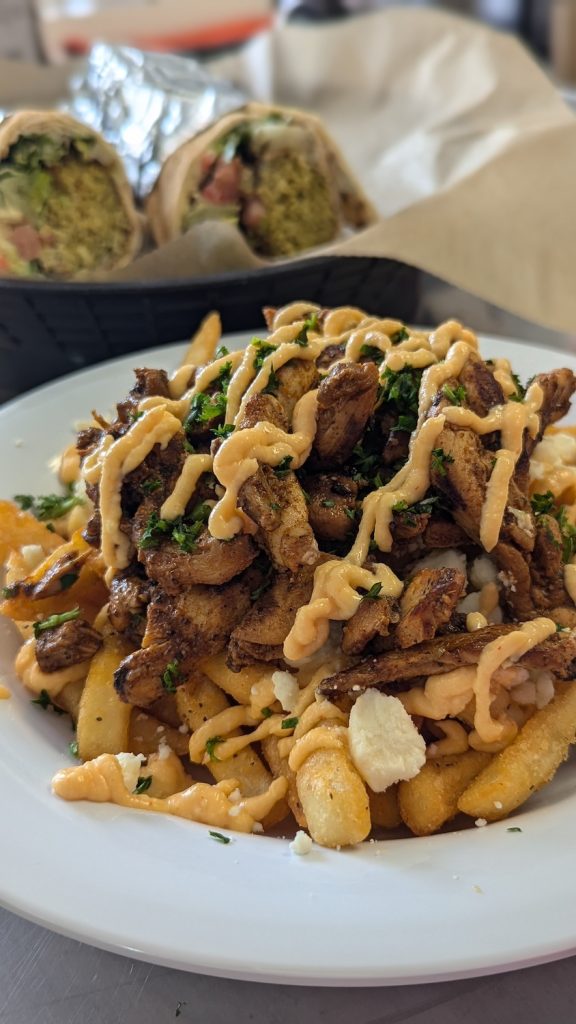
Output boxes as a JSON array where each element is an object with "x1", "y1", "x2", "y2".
[{"x1": 2, "y1": 279, "x2": 576, "y2": 1024}]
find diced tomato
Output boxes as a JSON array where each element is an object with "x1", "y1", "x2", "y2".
[
  {"x1": 201, "y1": 157, "x2": 242, "y2": 205},
  {"x1": 10, "y1": 224, "x2": 42, "y2": 262},
  {"x1": 241, "y1": 196, "x2": 266, "y2": 229}
]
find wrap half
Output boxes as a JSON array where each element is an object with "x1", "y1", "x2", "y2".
[
  {"x1": 0, "y1": 111, "x2": 142, "y2": 280},
  {"x1": 146, "y1": 103, "x2": 377, "y2": 260}
]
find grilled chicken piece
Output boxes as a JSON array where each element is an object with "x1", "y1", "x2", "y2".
[
  {"x1": 35, "y1": 618, "x2": 102, "y2": 673},
  {"x1": 534, "y1": 369, "x2": 576, "y2": 435},
  {"x1": 395, "y1": 568, "x2": 467, "y2": 649},
  {"x1": 13, "y1": 548, "x2": 91, "y2": 601},
  {"x1": 108, "y1": 567, "x2": 153, "y2": 641},
  {"x1": 235, "y1": 393, "x2": 318, "y2": 571},
  {"x1": 313, "y1": 362, "x2": 379, "y2": 466},
  {"x1": 114, "y1": 639, "x2": 182, "y2": 708},
  {"x1": 115, "y1": 574, "x2": 255, "y2": 706},
  {"x1": 139, "y1": 531, "x2": 258, "y2": 592},
  {"x1": 341, "y1": 597, "x2": 398, "y2": 656},
  {"x1": 116, "y1": 367, "x2": 171, "y2": 423},
  {"x1": 423, "y1": 517, "x2": 470, "y2": 549},
  {"x1": 305, "y1": 474, "x2": 359, "y2": 544},
  {"x1": 430, "y1": 424, "x2": 492, "y2": 546},
  {"x1": 275, "y1": 359, "x2": 318, "y2": 421},
  {"x1": 123, "y1": 434, "x2": 188, "y2": 513},
  {"x1": 317, "y1": 343, "x2": 345, "y2": 369},
  {"x1": 458, "y1": 351, "x2": 504, "y2": 417},
  {"x1": 318, "y1": 625, "x2": 576, "y2": 700},
  {"x1": 529, "y1": 515, "x2": 571, "y2": 610},
  {"x1": 228, "y1": 569, "x2": 315, "y2": 669}
]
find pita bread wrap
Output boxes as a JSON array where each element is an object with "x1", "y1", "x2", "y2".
[
  {"x1": 146, "y1": 103, "x2": 377, "y2": 260},
  {"x1": 0, "y1": 110, "x2": 142, "y2": 280}
]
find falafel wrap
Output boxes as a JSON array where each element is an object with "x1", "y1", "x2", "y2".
[
  {"x1": 0, "y1": 111, "x2": 142, "y2": 280},
  {"x1": 146, "y1": 103, "x2": 376, "y2": 260}
]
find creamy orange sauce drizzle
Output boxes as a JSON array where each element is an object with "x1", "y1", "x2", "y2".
[
  {"x1": 233, "y1": 335, "x2": 325, "y2": 426},
  {"x1": 160, "y1": 453, "x2": 213, "y2": 520},
  {"x1": 83, "y1": 407, "x2": 182, "y2": 569},
  {"x1": 139, "y1": 350, "x2": 244, "y2": 419},
  {"x1": 52, "y1": 754, "x2": 287, "y2": 833},
  {"x1": 15, "y1": 639, "x2": 90, "y2": 698},
  {"x1": 209, "y1": 389, "x2": 318, "y2": 540},
  {"x1": 271, "y1": 302, "x2": 320, "y2": 330},
  {"x1": 427, "y1": 719, "x2": 469, "y2": 757},
  {"x1": 492, "y1": 358, "x2": 517, "y2": 398},
  {"x1": 288, "y1": 723, "x2": 349, "y2": 773}
]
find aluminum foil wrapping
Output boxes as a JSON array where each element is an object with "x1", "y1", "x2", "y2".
[{"x1": 67, "y1": 44, "x2": 247, "y2": 198}]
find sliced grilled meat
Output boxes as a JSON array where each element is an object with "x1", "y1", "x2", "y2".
[
  {"x1": 275, "y1": 359, "x2": 318, "y2": 421},
  {"x1": 395, "y1": 568, "x2": 467, "y2": 649},
  {"x1": 108, "y1": 567, "x2": 153, "y2": 642},
  {"x1": 228, "y1": 569, "x2": 315, "y2": 669},
  {"x1": 317, "y1": 343, "x2": 345, "y2": 369},
  {"x1": 236, "y1": 392, "x2": 288, "y2": 433},
  {"x1": 313, "y1": 362, "x2": 379, "y2": 466},
  {"x1": 530, "y1": 514, "x2": 571, "y2": 610},
  {"x1": 534, "y1": 369, "x2": 576, "y2": 436},
  {"x1": 114, "y1": 639, "x2": 183, "y2": 707},
  {"x1": 116, "y1": 367, "x2": 171, "y2": 423},
  {"x1": 145, "y1": 575, "x2": 254, "y2": 655},
  {"x1": 318, "y1": 625, "x2": 576, "y2": 700},
  {"x1": 139, "y1": 530, "x2": 258, "y2": 592},
  {"x1": 305, "y1": 474, "x2": 359, "y2": 544},
  {"x1": 35, "y1": 618, "x2": 102, "y2": 673},
  {"x1": 430, "y1": 424, "x2": 492, "y2": 546},
  {"x1": 13, "y1": 548, "x2": 91, "y2": 601},
  {"x1": 341, "y1": 597, "x2": 398, "y2": 656},
  {"x1": 458, "y1": 351, "x2": 504, "y2": 417},
  {"x1": 423, "y1": 517, "x2": 470, "y2": 549},
  {"x1": 493, "y1": 541, "x2": 535, "y2": 619}
]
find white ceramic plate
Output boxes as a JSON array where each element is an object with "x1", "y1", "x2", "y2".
[{"x1": 1, "y1": 334, "x2": 576, "y2": 987}]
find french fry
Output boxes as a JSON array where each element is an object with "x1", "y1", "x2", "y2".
[
  {"x1": 176, "y1": 673, "x2": 289, "y2": 827},
  {"x1": 296, "y1": 741, "x2": 371, "y2": 848},
  {"x1": 58, "y1": 679, "x2": 85, "y2": 723},
  {"x1": 261, "y1": 734, "x2": 306, "y2": 827},
  {"x1": 181, "y1": 312, "x2": 222, "y2": 366},
  {"x1": 200, "y1": 652, "x2": 270, "y2": 706},
  {"x1": 458, "y1": 681, "x2": 576, "y2": 821},
  {"x1": 0, "y1": 500, "x2": 63, "y2": 563},
  {"x1": 128, "y1": 710, "x2": 189, "y2": 757},
  {"x1": 368, "y1": 785, "x2": 401, "y2": 830},
  {"x1": 77, "y1": 634, "x2": 132, "y2": 760},
  {"x1": 399, "y1": 751, "x2": 492, "y2": 836}
]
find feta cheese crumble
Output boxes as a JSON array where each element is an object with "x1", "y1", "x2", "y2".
[
  {"x1": 115, "y1": 752, "x2": 145, "y2": 792},
  {"x1": 348, "y1": 691, "x2": 426, "y2": 792},
  {"x1": 290, "y1": 830, "x2": 313, "y2": 855},
  {"x1": 272, "y1": 670, "x2": 300, "y2": 712}
]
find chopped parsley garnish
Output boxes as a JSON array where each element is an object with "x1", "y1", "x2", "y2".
[
  {"x1": 262, "y1": 368, "x2": 280, "y2": 395},
  {"x1": 141, "y1": 477, "x2": 162, "y2": 494},
  {"x1": 205, "y1": 736, "x2": 223, "y2": 761},
  {"x1": 431, "y1": 448, "x2": 454, "y2": 477},
  {"x1": 391, "y1": 326, "x2": 410, "y2": 344},
  {"x1": 33, "y1": 607, "x2": 80, "y2": 638},
  {"x1": 321, "y1": 498, "x2": 335, "y2": 508},
  {"x1": 261, "y1": 706, "x2": 273, "y2": 718},
  {"x1": 509, "y1": 374, "x2": 526, "y2": 403},
  {"x1": 344, "y1": 507, "x2": 358, "y2": 521},
  {"x1": 442, "y1": 383, "x2": 467, "y2": 406},
  {"x1": 361, "y1": 582, "x2": 382, "y2": 601},
  {"x1": 14, "y1": 483, "x2": 84, "y2": 522},
  {"x1": 161, "y1": 660, "x2": 181, "y2": 694},
  {"x1": 359, "y1": 344, "x2": 383, "y2": 364},
  {"x1": 506, "y1": 827, "x2": 523, "y2": 833},
  {"x1": 31, "y1": 689, "x2": 65, "y2": 714},
  {"x1": 140, "y1": 506, "x2": 209, "y2": 554},
  {"x1": 60, "y1": 572, "x2": 79, "y2": 591},
  {"x1": 350, "y1": 442, "x2": 379, "y2": 480},
  {"x1": 139, "y1": 511, "x2": 172, "y2": 550},
  {"x1": 211, "y1": 422, "x2": 235, "y2": 439},
  {"x1": 392, "y1": 494, "x2": 440, "y2": 525},
  {"x1": 281, "y1": 716, "x2": 299, "y2": 730},
  {"x1": 134, "y1": 776, "x2": 152, "y2": 794},
  {"x1": 209, "y1": 830, "x2": 231, "y2": 844},
  {"x1": 556, "y1": 623, "x2": 569, "y2": 632},
  {"x1": 269, "y1": 501, "x2": 281, "y2": 511},
  {"x1": 184, "y1": 362, "x2": 232, "y2": 431},
  {"x1": 293, "y1": 314, "x2": 318, "y2": 347},
  {"x1": 128, "y1": 410, "x2": 144, "y2": 422},
  {"x1": 274, "y1": 456, "x2": 293, "y2": 478},
  {"x1": 531, "y1": 491, "x2": 555, "y2": 517},
  {"x1": 215, "y1": 344, "x2": 229, "y2": 358},
  {"x1": 380, "y1": 366, "x2": 422, "y2": 436},
  {"x1": 2, "y1": 584, "x2": 18, "y2": 599},
  {"x1": 555, "y1": 506, "x2": 576, "y2": 563},
  {"x1": 68, "y1": 740, "x2": 79, "y2": 758},
  {"x1": 251, "y1": 337, "x2": 277, "y2": 369}
]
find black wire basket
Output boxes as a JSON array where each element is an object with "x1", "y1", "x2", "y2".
[{"x1": 0, "y1": 256, "x2": 420, "y2": 402}]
